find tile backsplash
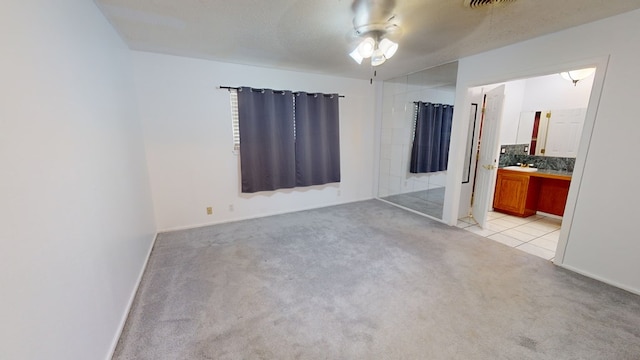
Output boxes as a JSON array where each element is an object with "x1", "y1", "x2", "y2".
[{"x1": 498, "y1": 144, "x2": 575, "y2": 172}]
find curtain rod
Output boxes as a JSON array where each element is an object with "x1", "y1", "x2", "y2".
[{"x1": 219, "y1": 86, "x2": 344, "y2": 98}]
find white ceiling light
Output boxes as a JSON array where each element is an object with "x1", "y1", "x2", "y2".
[
  {"x1": 357, "y1": 37, "x2": 376, "y2": 58},
  {"x1": 350, "y1": 35, "x2": 398, "y2": 67},
  {"x1": 370, "y1": 48, "x2": 387, "y2": 66},
  {"x1": 560, "y1": 68, "x2": 596, "y2": 86},
  {"x1": 349, "y1": 48, "x2": 364, "y2": 64},
  {"x1": 378, "y1": 38, "x2": 398, "y2": 59},
  {"x1": 349, "y1": 19, "x2": 401, "y2": 67}
]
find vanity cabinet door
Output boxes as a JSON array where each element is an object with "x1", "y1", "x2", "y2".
[
  {"x1": 537, "y1": 178, "x2": 570, "y2": 216},
  {"x1": 493, "y1": 170, "x2": 539, "y2": 217}
]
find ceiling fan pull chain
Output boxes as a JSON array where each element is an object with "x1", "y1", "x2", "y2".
[{"x1": 370, "y1": 69, "x2": 378, "y2": 85}]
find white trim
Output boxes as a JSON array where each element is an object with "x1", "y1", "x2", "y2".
[
  {"x1": 157, "y1": 198, "x2": 374, "y2": 233},
  {"x1": 106, "y1": 233, "x2": 158, "y2": 360},
  {"x1": 556, "y1": 263, "x2": 640, "y2": 297},
  {"x1": 553, "y1": 55, "x2": 610, "y2": 265}
]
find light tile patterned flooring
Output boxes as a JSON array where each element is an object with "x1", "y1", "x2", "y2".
[{"x1": 457, "y1": 211, "x2": 562, "y2": 261}]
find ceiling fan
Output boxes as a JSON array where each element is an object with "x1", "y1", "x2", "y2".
[{"x1": 348, "y1": 0, "x2": 401, "y2": 67}]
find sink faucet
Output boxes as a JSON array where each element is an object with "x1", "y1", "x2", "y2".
[{"x1": 516, "y1": 163, "x2": 530, "y2": 168}]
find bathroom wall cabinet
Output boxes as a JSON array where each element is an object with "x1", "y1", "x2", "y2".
[{"x1": 493, "y1": 169, "x2": 571, "y2": 217}]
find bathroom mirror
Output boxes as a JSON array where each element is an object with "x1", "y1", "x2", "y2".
[
  {"x1": 377, "y1": 62, "x2": 458, "y2": 220},
  {"x1": 516, "y1": 108, "x2": 587, "y2": 158}
]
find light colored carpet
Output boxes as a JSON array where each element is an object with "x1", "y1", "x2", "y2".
[{"x1": 113, "y1": 200, "x2": 640, "y2": 359}]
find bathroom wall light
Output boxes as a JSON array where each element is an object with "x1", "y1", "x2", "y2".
[{"x1": 560, "y1": 68, "x2": 596, "y2": 86}]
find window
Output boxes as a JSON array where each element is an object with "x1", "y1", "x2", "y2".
[
  {"x1": 230, "y1": 90, "x2": 240, "y2": 151},
  {"x1": 230, "y1": 87, "x2": 341, "y2": 193}
]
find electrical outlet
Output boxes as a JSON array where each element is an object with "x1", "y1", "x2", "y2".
[
  {"x1": 229, "y1": 204, "x2": 234, "y2": 212},
  {"x1": 206, "y1": 207, "x2": 213, "y2": 215}
]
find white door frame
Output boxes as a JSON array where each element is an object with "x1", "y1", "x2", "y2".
[{"x1": 443, "y1": 55, "x2": 610, "y2": 267}]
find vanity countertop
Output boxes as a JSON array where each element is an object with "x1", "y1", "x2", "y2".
[{"x1": 499, "y1": 167, "x2": 572, "y2": 181}]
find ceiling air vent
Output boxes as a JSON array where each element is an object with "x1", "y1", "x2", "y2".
[{"x1": 464, "y1": 0, "x2": 516, "y2": 8}]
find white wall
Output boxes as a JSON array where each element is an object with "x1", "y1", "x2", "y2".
[
  {"x1": 446, "y1": 9, "x2": 640, "y2": 294},
  {"x1": 379, "y1": 81, "x2": 455, "y2": 198},
  {"x1": 0, "y1": 1, "x2": 156, "y2": 359},
  {"x1": 132, "y1": 52, "x2": 375, "y2": 231},
  {"x1": 521, "y1": 72, "x2": 594, "y2": 112}
]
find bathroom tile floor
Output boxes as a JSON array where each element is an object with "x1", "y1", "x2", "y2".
[{"x1": 457, "y1": 211, "x2": 562, "y2": 261}]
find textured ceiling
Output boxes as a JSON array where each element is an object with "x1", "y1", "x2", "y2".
[{"x1": 95, "y1": 0, "x2": 640, "y2": 81}]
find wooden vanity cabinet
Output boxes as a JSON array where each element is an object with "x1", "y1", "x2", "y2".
[
  {"x1": 493, "y1": 169, "x2": 572, "y2": 217},
  {"x1": 536, "y1": 178, "x2": 570, "y2": 216},
  {"x1": 493, "y1": 170, "x2": 540, "y2": 217}
]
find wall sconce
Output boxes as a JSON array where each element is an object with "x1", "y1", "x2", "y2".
[{"x1": 560, "y1": 68, "x2": 596, "y2": 86}]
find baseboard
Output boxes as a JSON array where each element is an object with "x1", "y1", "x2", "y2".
[
  {"x1": 106, "y1": 232, "x2": 158, "y2": 360},
  {"x1": 376, "y1": 197, "x2": 447, "y2": 224},
  {"x1": 556, "y1": 263, "x2": 640, "y2": 296},
  {"x1": 158, "y1": 197, "x2": 374, "y2": 233}
]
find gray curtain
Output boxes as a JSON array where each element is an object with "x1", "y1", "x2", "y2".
[
  {"x1": 294, "y1": 92, "x2": 341, "y2": 186},
  {"x1": 410, "y1": 102, "x2": 454, "y2": 173},
  {"x1": 237, "y1": 87, "x2": 295, "y2": 193},
  {"x1": 237, "y1": 87, "x2": 340, "y2": 193}
]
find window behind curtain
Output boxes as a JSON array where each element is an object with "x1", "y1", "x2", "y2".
[
  {"x1": 235, "y1": 87, "x2": 340, "y2": 193},
  {"x1": 230, "y1": 90, "x2": 240, "y2": 151}
]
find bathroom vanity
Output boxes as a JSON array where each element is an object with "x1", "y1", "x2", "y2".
[{"x1": 493, "y1": 168, "x2": 571, "y2": 217}]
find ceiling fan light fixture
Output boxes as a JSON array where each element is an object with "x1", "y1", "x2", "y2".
[
  {"x1": 379, "y1": 38, "x2": 398, "y2": 59},
  {"x1": 349, "y1": 48, "x2": 364, "y2": 64},
  {"x1": 357, "y1": 37, "x2": 376, "y2": 58},
  {"x1": 348, "y1": 16, "x2": 400, "y2": 66},
  {"x1": 371, "y1": 48, "x2": 386, "y2": 66}
]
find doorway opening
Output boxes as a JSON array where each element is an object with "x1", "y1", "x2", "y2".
[{"x1": 456, "y1": 68, "x2": 596, "y2": 261}]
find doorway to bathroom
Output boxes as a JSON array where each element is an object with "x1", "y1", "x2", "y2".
[{"x1": 457, "y1": 68, "x2": 597, "y2": 261}]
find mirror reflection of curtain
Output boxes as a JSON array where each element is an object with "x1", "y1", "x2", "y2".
[{"x1": 410, "y1": 102, "x2": 454, "y2": 173}]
